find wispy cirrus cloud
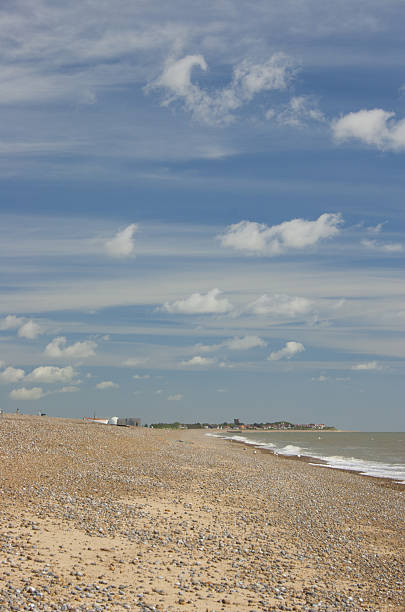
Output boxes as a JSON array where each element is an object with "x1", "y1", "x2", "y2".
[
  {"x1": 148, "y1": 53, "x2": 296, "y2": 125},
  {"x1": 247, "y1": 294, "x2": 313, "y2": 318},
  {"x1": 351, "y1": 361, "x2": 382, "y2": 371},
  {"x1": 197, "y1": 335, "x2": 266, "y2": 353},
  {"x1": 361, "y1": 239, "x2": 403, "y2": 253}
]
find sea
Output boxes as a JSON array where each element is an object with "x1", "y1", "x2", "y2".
[{"x1": 209, "y1": 431, "x2": 405, "y2": 485}]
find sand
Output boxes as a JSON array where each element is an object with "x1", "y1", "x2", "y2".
[{"x1": 0, "y1": 414, "x2": 403, "y2": 611}]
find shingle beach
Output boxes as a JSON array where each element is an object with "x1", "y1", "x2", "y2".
[{"x1": 0, "y1": 414, "x2": 403, "y2": 611}]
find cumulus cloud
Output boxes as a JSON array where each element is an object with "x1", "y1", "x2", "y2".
[
  {"x1": 149, "y1": 53, "x2": 296, "y2": 125},
  {"x1": 10, "y1": 387, "x2": 44, "y2": 400},
  {"x1": 268, "y1": 341, "x2": 305, "y2": 361},
  {"x1": 196, "y1": 335, "x2": 266, "y2": 352},
  {"x1": 361, "y1": 239, "x2": 403, "y2": 253},
  {"x1": 351, "y1": 361, "x2": 382, "y2": 371},
  {"x1": 181, "y1": 356, "x2": 217, "y2": 367},
  {"x1": 96, "y1": 381, "x2": 119, "y2": 389},
  {"x1": 332, "y1": 109, "x2": 405, "y2": 151},
  {"x1": 0, "y1": 315, "x2": 25, "y2": 330},
  {"x1": 133, "y1": 374, "x2": 150, "y2": 379},
  {"x1": 226, "y1": 335, "x2": 267, "y2": 350},
  {"x1": 59, "y1": 385, "x2": 80, "y2": 393},
  {"x1": 168, "y1": 393, "x2": 183, "y2": 401},
  {"x1": 0, "y1": 366, "x2": 25, "y2": 384},
  {"x1": 17, "y1": 320, "x2": 42, "y2": 339},
  {"x1": 218, "y1": 213, "x2": 342, "y2": 255},
  {"x1": 247, "y1": 294, "x2": 313, "y2": 318},
  {"x1": 45, "y1": 336, "x2": 97, "y2": 359},
  {"x1": 25, "y1": 366, "x2": 77, "y2": 384},
  {"x1": 105, "y1": 224, "x2": 138, "y2": 257},
  {"x1": 163, "y1": 289, "x2": 233, "y2": 314},
  {"x1": 0, "y1": 316, "x2": 42, "y2": 339}
]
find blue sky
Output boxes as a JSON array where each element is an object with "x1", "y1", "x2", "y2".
[{"x1": 0, "y1": 0, "x2": 404, "y2": 429}]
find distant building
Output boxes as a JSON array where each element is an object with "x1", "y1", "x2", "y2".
[
  {"x1": 117, "y1": 417, "x2": 141, "y2": 427},
  {"x1": 234, "y1": 418, "x2": 240, "y2": 425}
]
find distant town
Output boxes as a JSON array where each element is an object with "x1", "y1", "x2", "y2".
[{"x1": 149, "y1": 419, "x2": 335, "y2": 430}]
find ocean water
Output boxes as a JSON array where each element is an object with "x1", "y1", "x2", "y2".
[{"x1": 209, "y1": 431, "x2": 405, "y2": 484}]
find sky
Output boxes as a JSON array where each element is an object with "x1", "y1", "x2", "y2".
[{"x1": 0, "y1": 0, "x2": 404, "y2": 430}]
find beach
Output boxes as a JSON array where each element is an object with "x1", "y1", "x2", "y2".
[{"x1": 0, "y1": 415, "x2": 404, "y2": 611}]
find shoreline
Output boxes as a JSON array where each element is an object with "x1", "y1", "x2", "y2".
[
  {"x1": 220, "y1": 435, "x2": 405, "y2": 491},
  {"x1": 0, "y1": 414, "x2": 404, "y2": 611},
  {"x1": 213, "y1": 431, "x2": 405, "y2": 490}
]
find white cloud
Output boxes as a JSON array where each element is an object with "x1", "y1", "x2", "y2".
[
  {"x1": 163, "y1": 288, "x2": 233, "y2": 314},
  {"x1": 105, "y1": 223, "x2": 138, "y2": 257},
  {"x1": 0, "y1": 316, "x2": 42, "y2": 339},
  {"x1": 0, "y1": 366, "x2": 25, "y2": 384},
  {"x1": 219, "y1": 361, "x2": 233, "y2": 368},
  {"x1": 181, "y1": 356, "x2": 217, "y2": 367},
  {"x1": 17, "y1": 320, "x2": 42, "y2": 339},
  {"x1": 226, "y1": 335, "x2": 267, "y2": 350},
  {"x1": 247, "y1": 294, "x2": 313, "y2": 317},
  {"x1": 123, "y1": 358, "x2": 149, "y2": 367},
  {"x1": 133, "y1": 374, "x2": 150, "y2": 379},
  {"x1": 361, "y1": 239, "x2": 403, "y2": 253},
  {"x1": 268, "y1": 341, "x2": 305, "y2": 361},
  {"x1": 0, "y1": 315, "x2": 25, "y2": 330},
  {"x1": 10, "y1": 387, "x2": 44, "y2": 400},
  {"x1": 366, "y1": 222, "x2": 385, "y2": 234},
  {"x1": 96, "y1": 381, "x2": 119, "y2": 389},
  {"x1": 196, "y1": 335, "x2": 266, "y2": 353},
  {"x1": 45, "y1": 336, "x2": 97, "y2": 359},
  {"x1": 25, "y1": 365, "x2": 77, "y2": 384},
  {"x1": 276, "y1": 96, "x2": 325, "y2": 127},
  {"x1": 194, "y1": 342, "x2": 222, "y2": 353},
  {"x1": 168, "y1": 393, "x2": 183, "y2": 401},
  {"x1": 332, "y1": 109, "x2": 405, "y2": 151},
  {"x1": 59, "y1": 385, "x2": 80, "y2": 393},
  {"x1": 218, "y1": 213, "x2": 342, "y2": 255},
  {"x1": 351, "y1": 361, "x2": 382, "y2": 371},
  {"x1": 149, "y1": 53, "x2": 295, "y2": 125}
]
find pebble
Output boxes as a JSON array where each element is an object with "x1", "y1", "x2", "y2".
[{"x1": 0, "y1": 414, "x2": 403, "y2": 611}]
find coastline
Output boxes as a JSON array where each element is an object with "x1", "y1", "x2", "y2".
[
  {"x1": 0, "y1": 414, "x2": 404, "y2": 611},
  {"x1": 221, "y1": 435, "x2": 405, "y2": 491}
]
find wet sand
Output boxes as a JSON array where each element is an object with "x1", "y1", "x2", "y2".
[{"x1": 0, "y1": 414, "x2": 404, "y2": 611}]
